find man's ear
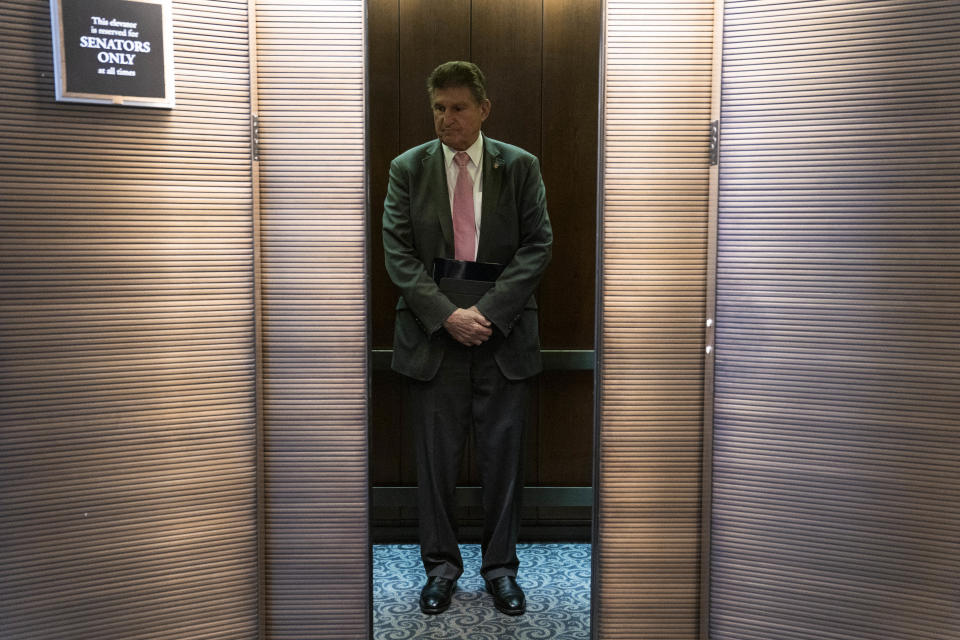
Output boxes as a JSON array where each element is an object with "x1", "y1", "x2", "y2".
[{"x1": 480, "y1": 99, "x2": 491, "y2": 122}]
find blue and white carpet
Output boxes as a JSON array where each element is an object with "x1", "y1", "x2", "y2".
[{"x1": 373, "y1": 543, "x2": 591, "y2": 640}]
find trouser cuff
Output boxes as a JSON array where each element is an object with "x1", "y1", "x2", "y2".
[{"x1": 482, "y1": 567, "x2": 517, "y2": 581}]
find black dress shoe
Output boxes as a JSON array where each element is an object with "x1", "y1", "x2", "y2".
[
  {"x1": 485, "y1": 575, "x2": 525, "y2": 615},
  {"x1": 419, "y1": 576, "x2": 456, "y2": 614}
]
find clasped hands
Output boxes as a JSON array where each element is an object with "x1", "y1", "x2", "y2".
[{"x1": 444, "y1": 305, "x2": 493, "y2": 346}]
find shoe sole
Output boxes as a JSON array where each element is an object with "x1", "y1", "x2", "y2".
[
  {"x1": 420, "y1": 602, "x2": 450, "y2": 615},
  {"x1": 492, "y1": 601, "x2": 525, "y2": 616}
]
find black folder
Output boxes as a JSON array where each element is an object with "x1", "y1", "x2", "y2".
[{"x1": 433, "y1": 258, "x2": 504, "y2": 307}]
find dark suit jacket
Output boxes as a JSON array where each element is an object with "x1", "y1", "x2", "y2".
[{"x1": 382, "y1": 135, "x2": 552, "y2": 381}]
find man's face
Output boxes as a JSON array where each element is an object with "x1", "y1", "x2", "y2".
[{"x1": 432, "y1": 86, "x2": 490, "y2": 151}]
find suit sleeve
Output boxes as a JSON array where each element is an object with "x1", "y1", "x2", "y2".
[
  {"x1": 382, "y1": 157, "x2": 457, "y2": 335},
  {"x1": 475, "y1": 155, "x2": 553, "y2": 336}
]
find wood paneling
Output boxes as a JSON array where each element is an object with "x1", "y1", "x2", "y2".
[
  {"x1": 368, "y1": 0, "x2": 400, "y2": 349},
  {"x1": 472, "y1": 0, "x2": 543, "y2": 156},
  {"x1": 397, "y1": 0, "x2": 471, "y2": 153},
  {"x1": 539, "y1": 370, "x2": 595, "y2": 483},
  {"x1": 541, "y1": 0, "x2": 601, "y2": 349},
  {"x1": 0, "y1": 1, "x2": 259, "y2": 639}
]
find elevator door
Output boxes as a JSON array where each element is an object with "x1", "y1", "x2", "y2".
[{"x1": 711, "y1": 3, "x2": 960, "y2": 639}]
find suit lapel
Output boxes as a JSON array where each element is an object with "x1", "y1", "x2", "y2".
[
  {"x1": 421, "y1": 141, "x2": 453, "y2": 252},
  {"x1": 477, "y1": 137, "x2": 503, "y2": 261}
]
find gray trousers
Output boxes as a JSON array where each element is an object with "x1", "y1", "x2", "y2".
[{"x1": 405, "y1": 334, "x2": 532, "y2": 582}]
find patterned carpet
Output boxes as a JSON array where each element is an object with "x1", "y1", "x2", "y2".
[{"x1": 373, "y1": 543, "x2": 592, "y2": 640}]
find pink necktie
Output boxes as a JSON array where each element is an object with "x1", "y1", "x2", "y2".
[{"x1": 452, "y1": 151, "x2": 476, "y2": 261}]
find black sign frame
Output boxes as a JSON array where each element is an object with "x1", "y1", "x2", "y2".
[{"x1": 50, "y1": 0, "x2": 175, "y2": 108}]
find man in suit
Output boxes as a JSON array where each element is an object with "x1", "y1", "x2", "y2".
[{"x1": 382, "y1": 61, "x2": 552, "y2": 616}]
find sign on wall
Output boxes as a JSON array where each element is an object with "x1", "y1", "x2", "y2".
[{"x1": 50, "y1": 0, "x2": 174, "y2": 108}]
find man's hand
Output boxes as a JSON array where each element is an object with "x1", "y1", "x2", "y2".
[{"x1": 443, "y1": 306, "x2": 493, "y2": 346}]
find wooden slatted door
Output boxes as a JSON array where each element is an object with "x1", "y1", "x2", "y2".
[
  {"x1": 253, "y1": 2, "x2": 370, "y2": 638},
  {"x1": 597, "y1": 2, "x2": 717, "y2": 638},
  {"x1": 0, "y1": 1, "x2": 260, "y2": 638},
  {"x1": 710, "y1": 2, "x2": 960, "y2": 639}
]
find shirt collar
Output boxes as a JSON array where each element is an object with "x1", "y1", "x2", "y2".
[{"x1": 442, "y1": 132, "x2": 484, "y2": 169}]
